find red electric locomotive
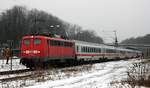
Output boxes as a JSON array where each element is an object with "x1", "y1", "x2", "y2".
[{"x1": 20, "y1": 34, "x2": 75, "y2": 68}]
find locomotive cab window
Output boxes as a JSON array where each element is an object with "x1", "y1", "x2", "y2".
[
  {"x1": 34, "y1": 39, "x2": 41, "y2": 45},
  {"x1": 64, "y1": 42, "x2": 73, "y2": 47},
  {"x1": 24, "y1": 39, "x2": 30, "y2": 45}
]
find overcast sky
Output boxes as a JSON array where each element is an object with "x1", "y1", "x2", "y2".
[{"x1": 0, "y1": 0, "x2": 150, "y2": 43}]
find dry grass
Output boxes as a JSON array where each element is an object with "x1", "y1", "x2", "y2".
[
  {"x1": 125, "y1": 61, "x2": 150, "y2": 87},
  {"x1": 111, "y1": 59, "x2": 150, "y2": 88}
]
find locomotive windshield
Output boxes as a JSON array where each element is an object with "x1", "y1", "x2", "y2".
[
  {"x1": 34, "y1": 39, "x2": 41, "y2": 45},
  {"x1": 24, "y1": 39, "x2": 30, "y2": 45}
]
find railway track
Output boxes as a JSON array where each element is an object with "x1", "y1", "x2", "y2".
[
  {"x1": 0, "y1": 69, "x2": 32, "y2": 75},
  {"x1": 0, "y1": 69, "x2": 35, "y2": 82},
  {"x1": 0, "y1": 74, "x2": 32, "y2": 82}
]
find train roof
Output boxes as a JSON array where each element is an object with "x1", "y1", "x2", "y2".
[
  {"x1": 74, "y1": 40, "x2": 104, "y2": 47},
  {"x1": 74, "y1": 40, "x2": 118, "y2": 49},
  {"x1": 74, "y1": 40, "x2": 141, "y2": 52},
  {"x1": 22, "y1": 35, "x2": 74, "y2": 43}
]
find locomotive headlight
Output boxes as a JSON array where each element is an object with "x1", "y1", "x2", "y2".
[
  {"x1": 33, "y1": 50, "x2": 40, "y2": 54},
  {"x1": 23, "y1": 50, "x2": 30, "y2": 54},
  {"x1": 23, "y1": 50, "x2": 40, "y2": 54},
  {"x1": 26, "y1": 50, "x2": 30, "y2": 54}
]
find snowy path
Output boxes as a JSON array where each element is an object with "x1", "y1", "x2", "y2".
[{"x1": 25, "y1": 59, "x2": 140, "y2": 88}]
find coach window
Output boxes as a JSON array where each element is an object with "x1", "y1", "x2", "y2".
[
  {"x1": 95, "y1": 48, "x2": 97, "y2": 53},
  {"x1": 55, "y1": 41, "x2": 58, "y2": 46},
  {"x1": 92, "y1": 48, "x2": 94, "y2": 52},
  {"x1": 65, "y1": 42, "x2": 68, "y2": 47},
  {"x1": 84, "y1": 47, "x2": 86, "y2": 52},
  {"x1": 82, "y1": 47, "x2": 84, "y2": 52},
  {"x1": 96, "y1": 48, "x2": 98, "y2": 53},
  {"x1": 88, "y1": 48, "x2": 90, "y2": 53},
  {"x1": 34, "y1": 39, "x2": 41, "y2": 45},
  {"x1": 55, "y1": 41, "x2": 57, "y2": 46},
  {"x1": 86, "y1": 47, "x2": 88, "y2": 52},
  {"x1": 67, "y1": 42, "x2": 69, "y2": 47},
  {"x1": 56, "y1": 41, "x2": 59, "y2": 46},
  {"x1": 81, "y1": 47, "x2": 84, "y2": 52},
  {"x1": 94, "y1": 48, "x2": 96, "y2": 52},
  {"x1": 109, "y1": 49, "x2": 112, "y2": 53},
  {"x1": 108, "y1": 49, "x2": 113, "y2": 53},
  {"x1": 76, "y1": 46, "x2": 79, "y2": 52},
  {"x1": 108, "y1": 49, "x2": 111, "y2": 53},
  {"x1": 97, "y1": 48, "x2": 99, "y2": 53},
  {"x1": 56, "y1": 41, "x2": 60, "y2": 46},
  {"x1": 47, "y1": 40, "x2": 50, "y2": 45},
  {"x1": 50, "y1": 40, "x2": 54, "y2": 46},
  {"x1": 24, "y1": 39, "x2": 30, "y2": 46},
  {"x1": 99, "y1": 48, "x2": 101, "y2": 53},
  {"x1": 58, "y1": 41, "x2": 61, "y2": 46},
  {"x1": 66, "y1": 42, "x2": 69, "y2": 47},
  {"x1": 64, "y1": 42, "x2": 67, "y2": 47},
  {"x1": 83, "y1": 47, "x2": 85, "y2": 52},
  {"x1": 92, "y1": 48, "x2": 94, "y2": 53},
  {"x1": 81, "y1": 47, "x2": 83, "y2": 52},
  {"x1": 87, "y1": 47, "x2": 88, "y2": 52},
  {"x1": 69, "y1": 42, "x2": 72, "y2": 47},
  {"x1": 50, "y1": 40, "x2": 57, "y2": 46},
  {"x1": 106, "y1": 49, "x2": 108, "y2": 53},
  {"x1": 89, "y1": 48, "x2": 91, "y2": 53},
  {"x1": 87, "y1": 47, "x2": 89, "y2": 53},
  {"x1": 61, "y1": 42, "x2": 64, "y2": 46},
  {"x1": 91, "y1": 48, "x2": 93, "y2": 52},
  {"x1": 59, "y1": 41, "x2": 63, "y2": 46},
  {"x1": 95, "y1": 48, "x2": 97, "y2": 52}
]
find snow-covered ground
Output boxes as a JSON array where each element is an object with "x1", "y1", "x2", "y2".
[
  {"x1": 0, "y1": 58, "x2": 145, "y2": 88},
  {"x1": 25, "y1": 59, "x2": 141, "y2": 88},
  {"x1": 27, "y1": 59, "x2": 142, "y2": 88},
  {"x1": 0, "y1": 57, "x2": 26, "y2": 72}
]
